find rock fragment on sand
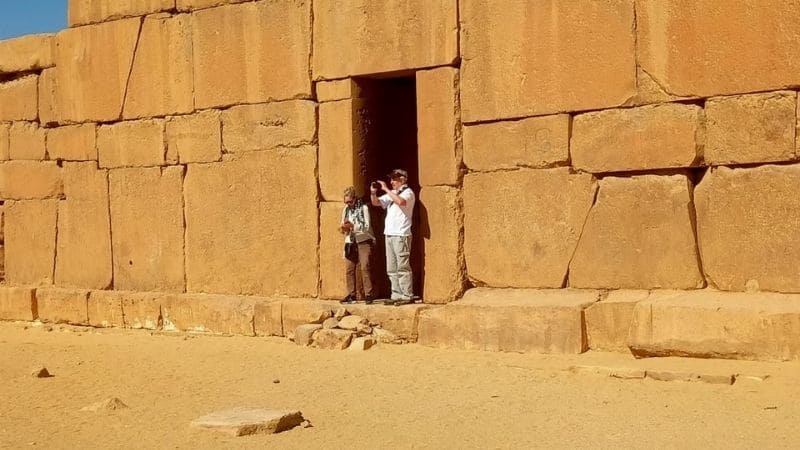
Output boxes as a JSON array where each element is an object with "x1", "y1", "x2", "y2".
[
  {"x1": 191, "y1": 408, "x2": 304, "y2": 436},
  {"x1": 31, "y1": 367, "x2": 51, "y2": 378},
  {"x1": 312, "y1": 328, "x2": 354, "y2": 350},
  {"x1": 306, "y1": 309, "x2": 332, "y2": 324},
  {"x1": 348, "y1": 336, "x2": 376, "y2": 351},
  {"x1": 322, "y1": 317, "x2": 339, "y2": 329},
  {"x1": 81, "y1": 397, "x2": 129, "y2": 411},
  {"x1": 337, "y1": 315, "x2": 368, "y2": 330},
  {"x1": 294, "y1": 324, "x2": 322, "y2": 346}
]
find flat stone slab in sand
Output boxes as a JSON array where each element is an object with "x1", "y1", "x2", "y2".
[{"x1": 191, "y1": 408, "x2": 304, "y2": 436}]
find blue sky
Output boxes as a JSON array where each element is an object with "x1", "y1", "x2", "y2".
[{"x1": 0, "y1": 0, "x2": 67, "y2": 40}]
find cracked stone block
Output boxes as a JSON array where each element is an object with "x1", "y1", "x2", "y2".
[
  {"x1": 463, "y1": 115, "x2": 570, "y2": 171},
  {"x1": 418, "y1": 186, "x2": 465, "y2": 304},
  {"x1": 166, "y1": 111, "x2": 221, "y2": 164},
  {"x1": 161, "y1": 293, "x2": 258, "y2": 336},
  {"x1": 4, "y1": 200, "x2": 57, "y2": 285},
  {"x1": 97, "y1": 120, "x2": 165, "y2": 168},
  {"x1": 36, "y1": 287, "x2": 90, "y2": 325},
  {"x1": 584, "y1": 290, "x2": 649, "y2": 352},
  {"x1": 221, "y1": 101, "x2": 316, "y2": 154},
  {"x1": 87, "y1": 290, "x2": 124, "y2": 328},
  {"x1": 464, "y1": 168, "x2": 596, "y2": 288},
  {"x1": 90, "y1": 290, "x2": 164, "y2": 330},
  {"x1": 460, "y1": 0, "x2": 635, "y2": 122},
  {"x1": 416, "y1": 67, "x2": 461, "y2": 186},
  {"x1": 47, "y1": 124, "x2": 97, "y2": 161},
  {"x1": 69, "y1": 0, "x2": 175, "y2": 26},
  {"x1": 0, "y1": 34, "x2": 55, "y2": 74}
]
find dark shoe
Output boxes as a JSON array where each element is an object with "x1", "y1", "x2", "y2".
[
  {"x1": 340, "y1": 295, "x2": 356, "y2": 304},
  {"x1": 393, "y1": 298, "x2": 414, "y2": 306},
  {"x1": 364, "y1": 295, "x2": 375, "y2": 305}
]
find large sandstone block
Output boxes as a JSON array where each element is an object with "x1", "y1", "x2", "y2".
[
  {"x1": 0, "y1": 123, "x2": 8, "y2": 160},
  {"x1": 705, "y1": 91, "x2": 797, "y2": 165},
  {"x1": 344, "y1": 303, "x2": 430, "y2": 342},
  {"x1": 0, "y1": 76, "x2": 38, "y2": 121},
  {"x1": 253, "y1": 300, "x2": 283, "y2": 336},
  {"x1": 416, "y1": 68, "x2": 461, "y2": 186},
  {"x1": 38, "y1": 68, "x2": 58, "y2": 126},
  {"x1": 0, "y1": 34, "x2": 55, "y2": 74},
  {"x1": 55, "y1": 163, "x2": 113, "y2": 289},
  {"x1": 192, "y1": 1, "x2": 312, "y2": 109},
  {"x1": 629, "y1": 290, "x2": 800, "y2": 361},
  {"x1": 318, "y1": 99, "x2": 365, "y2": 201},
  {"x1": 313, "y1": 0, "x2": 457, "y2": 79},
  {"x1": 47, "y1": 124, "x2": 97, "y2": 161},
  {"x1": 9, "y1": 122, "x2": 46, "y2": 160},
  {"x1": 91, "y1": 290, "x2": 164, "y2": 329},
  {"x1": 460, "y1": 0, "x2": 635, "y2": 122},
  {"x1": 0, "y1": 161, "x2": 62, "y2": 199},
  {"x1": 97, "y1": 119, "x2": 165, "y2": 168},
  {"x1": 123, "y1": 14, "x2": 194, "y2": 119},
  {"x1": 571, "y1": 103, "x2": 704, "y2": 173},
  {"x1": 637, "y1": 0, "x2": 800, "y2": 98},
  {"x1": 87, "y1": 290, "x2": 125, "y2": 328},
  {"x1": 695, "y1": 165, "x2": 800, "y2": 292},
  {"x1": 69, "y1": 0, "x2": 176, "y2": 26},
  {"x1": 161, "y1": 294, "x2": 257, "y2": 335},
  {"x1": 55, "y1": 18, "x2": 141, "y2": 122},
  {"x1": 166, "y1": 111, "x2": 221, "y2": 163},
  {"x1": 569, "y1": 175, "x2": 704, "y2": 289},
  {"x1": 184, "y1": 149, "x2": 319, "y2": 297},
  {"x1": 463, "y1": 115, "x2": 570, "y2": 171},
  {"x1": 316, "y1": 79, "x2": 361, "y2": 103},
  {"x1": 109, "y1": 167, "x2": 185, "y2": 292},
  {"x1": 0, "y1": 286, "x2": 37, "y2": 321},
  {"x1": 464, "y1": 168, "x2": 596, "y2": 288},
  {"x1": 36, "y1": 287, "x2": 89, "y2": 325},
  {"x1": 319, "y1": 201, "x2": 347, "y2": 299},
  {"x1": 584, "y1": 290, "x2": 648, "y2": 352},
  {"x1": 418, "y1": 288, "x2": 599, "y2": 353},
  {"x1": 4, "y1": 200, "x2": 57, "y2": 285},
  {"x1": 418, "y1": 186, "x2": 465, "y2": 303},
  {"x1": 221, "y1": 101, "x2": 316, "y2": 154}
]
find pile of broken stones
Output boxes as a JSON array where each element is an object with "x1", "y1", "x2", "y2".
[{"x1": 292, "y1": 306, "x2": 400, "y2": 351}]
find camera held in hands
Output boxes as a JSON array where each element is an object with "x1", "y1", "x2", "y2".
[{"x1": 371, "y1": 181, "x2": 382, "y2": 191}]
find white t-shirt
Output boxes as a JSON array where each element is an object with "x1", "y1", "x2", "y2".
[{"x1": 379, "y1": 186, "x2": 415, "y2": 236}]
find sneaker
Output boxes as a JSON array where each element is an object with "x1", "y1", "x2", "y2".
[
  {"x1": 393, "y1": 297, "x2": 414, "y2": 306},
  {"x1": 364, "y1": 295, "x2": 375, "y2": 305},
  {"x1": 340, "y1": 294, "x2": 356, "y2": 304}
]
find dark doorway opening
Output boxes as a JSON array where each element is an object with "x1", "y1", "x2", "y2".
[{"x1": 353, "y1": 75, "x2": 424, "y2": 299}]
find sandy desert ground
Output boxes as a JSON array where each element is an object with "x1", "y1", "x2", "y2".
[{"x1": 1, "y1": 320, "x2": 799, "y2": 449}]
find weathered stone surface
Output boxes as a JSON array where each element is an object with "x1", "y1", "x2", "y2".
[
  {"x1": 253, "y1": 300, "x2": 283, "y2": 337},
  {"x1": 460, "y1": 0, "x2": 635, "y2": 122},
  {"x1": 464, "y1": 168, "x2": 596, "y2": 288},
  {"x1": 316, "y1": 79, "x2": 361, "y2": 102},
  {"x1": 0, "y1": 34, "x2": 55, "y2": 74},
  {"x1": 705, "y1": 91, "x2": 797, "y2": 165},
  {"x1": 8, "y1": 122, "x2": 46, "y2": 160},
  {"x1": 337, "y1": 315, "x2": 368, "y2": 330},
  {"x1": 0, "y1": 123, "x2": 8, "y2": 160},
  {"x1": 38, "y1": 68, "x2": 58, "y2": 126},
  {"x1": 161, "y1": 293, "x2": 256, "y2": 335},
  {"x1": 313, "y1": 0, "x2": 457, "y2": 79},
  {"x1": 319, "y1": 202, "x2": 347, "y2": 299},
  {"x1": 46, "y1": 124, "x2": 95, "y2": 162},
  {"x1": 184, "y1": 149, "x2": 319, "y2": 297},
  {"x1": 109, "y1": 166, "x2": 185, "y2": 292},
  {"x1": 97, "y1": 120, "x2": 165, "y2": 168},
  {"x1": 348, "y1": 336, "x2": 376, "y2": 351},
  {"x1": 192, "y1": 1, "x2": 312, "y2": 109},
  {"x1": 4, "y1": 200, "x2": 57, "y2": 285},
  {"x1": 280, "y1": 299, "x2": 338, "y2": 337},
  {"x1": 36, "y1": 287, "x2": 89, "y2": 325},
  {"x1": 418, "y1": 288, "x2": 599, "y2": 353},
  {"x1": 584, "y1": 290, "x2": 649, "y2": 352},
  {"x1": 166, "y1": 111, "x2": 221, "y2": 163},
  {"x1": 0, "y1": 76, "x2": 38, "y2": 121},
  {"x1": 372, "y1": 327, "x2": 399, "y2": 344},
  {"x1": 69, "y1": 0, "x2": 175, "y2": 26},
  {"x1": 637, "y1": 0, "x2": 800, "y2": 98},
  {"x1": 306, "y1": 309, "x2": 332, "y2": 325},
  {"x1": 87, "y1": 291, "x2": 124, "y2": 328},
  {"x1": 191, "y1": 408, "x2": 304, "y2": 436},
  {"x1": 312, "y1": 328, "x2": 354, "y2": 350},
  {"x1": 569, "y1": 175, "x2": 704, "y2": 289},
  {"x1": 54, "y1": 163, "x2": 113, "y2": 289},
  {"x1": 571, "y1": 103, "x2": 704, "y2": 173},
  {"x1": 322, "y1": 317, "x2": 338, "y2": 329},
  {"x1": 0, "y1": 286, "x2": 37, "y2": 321},
  {"x1": 123, "y1": 14, "x2": 194, "y2": 120},
  {"x1": 629, "y1": 290, "x2": 800, "y2": 361},
  {"x1": 418, "y1": 186, "x2": 465, "y2": 303},
  {"x1": 695, "y1": 165, "x2": 800, "y2": 292},
  {"x1": 221, "y1": 101, "x2": 316, "y2": 154},
  {"x1": 416, "y1": 67, "x2": 461, "y2": 186},
  {"x1": 343, "y1": 303, "x2": 429, "y2": 342},
  {"x1": 0, "y1": 161, "x2": 62, "y2": 200},
  {"x1": 463, "y1": 115, "x2": 570, "y2": 171},
  {"x1": 177, "y1": 0, "x2": 248, "y2": 12},
  {"x1": 294, "y1": 324, "x2": 322, "y2": 346},
  {"x1": 90, "y1": 290, "x2": 164, "y2": 329},
  {"x1": 318, "y1": 99, "x2": 366, "y2": 201},
  {"x1": 55, "y1": 18, "x2": 141, "y2": 122}
]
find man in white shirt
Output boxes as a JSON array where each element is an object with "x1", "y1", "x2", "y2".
[{"x1": 371, "y1": 168, "x2": 416, "y2": 305}]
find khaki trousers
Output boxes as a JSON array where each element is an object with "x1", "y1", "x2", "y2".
[
  {"x1": 385, "y1": 235, "x2": 413, "y2": 300},
  {"x1": 345, "y1": 241, "x2": 374, "y2": 297}
]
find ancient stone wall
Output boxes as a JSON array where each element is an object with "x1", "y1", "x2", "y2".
[{"x1": 3, "y1": 0, "x2": 800, "y2": 360}]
